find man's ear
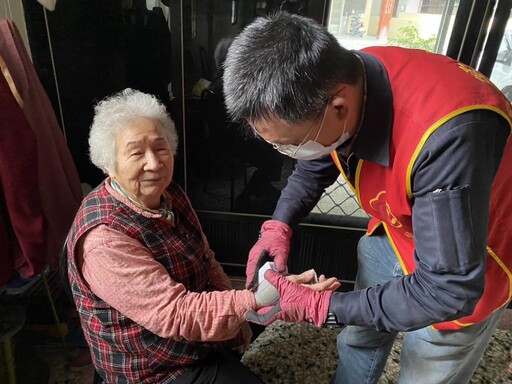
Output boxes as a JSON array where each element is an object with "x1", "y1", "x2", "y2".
[
  {"x1": 330, "y1": 97, "x2": 347, "y2": 119},
  {"x1": 329, "y1": 86, "x2": 348, "y2": 115}
]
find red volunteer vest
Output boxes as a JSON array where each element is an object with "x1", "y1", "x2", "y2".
[{"x1": 332, "y1": 47, "x2": 512, "y2": 330}]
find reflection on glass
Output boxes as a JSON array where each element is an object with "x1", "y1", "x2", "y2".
[
  {"x1": 184, "y1": 0, "x2": 462, "y2": 217},
  {"x1": 30, "y1": 0, "x2": 177, "y2": 189},
  {"x1": 491, "y1": 30, "x2": 512, "y2": 101},
  {"x1": 326, "y1": 0, "x2": 459, "y2": 53},
  {"x1": 183, "y1": 1, "x2": 325, "y2": 215}
]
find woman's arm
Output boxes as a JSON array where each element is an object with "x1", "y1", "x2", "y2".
[{"x1": 79, "y1": 224, "x2": 256, "y2": 341}]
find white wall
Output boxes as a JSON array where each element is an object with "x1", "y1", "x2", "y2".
[
  {"x1": 1, "y1": 0, "x2": 32, "y2": 58},
  {"x1": 389, "y1": 12, "x2": 442, "y2": 39}
]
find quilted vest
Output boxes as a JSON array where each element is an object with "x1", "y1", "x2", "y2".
[
  {"x1": 331, "y1": 47, "x2": 512, "y2": 330},
  {"x1": 67, "y1": 181, "x2": 232, "y2": 383}
]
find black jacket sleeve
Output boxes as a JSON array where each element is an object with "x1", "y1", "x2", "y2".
[{"x1": 272, "y1": 154, "x2": 340, "y2": 227}]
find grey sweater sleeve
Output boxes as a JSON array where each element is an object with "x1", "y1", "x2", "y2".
[{"x1": 329, "y1": 110, "x2": 509, "y2": 331}]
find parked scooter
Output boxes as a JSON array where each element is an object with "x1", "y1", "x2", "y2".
[{"x1": 349, "y1": 14, "x2": 366, "y2": 37}]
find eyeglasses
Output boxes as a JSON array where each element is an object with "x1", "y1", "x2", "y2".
[
  {"x1": 258, "y1": 100, "x2": 330, "y2": 157},
  {"x1": 264, "y1": 118, "x2": 317, "y2": 157}
]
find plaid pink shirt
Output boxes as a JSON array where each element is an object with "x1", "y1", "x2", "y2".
[
  {"x1": 68, "y1": 180, "x2": 255, "y2": 382},
  {"x1": 79, "y1": 181, "x2": 254, "y2": 341}
]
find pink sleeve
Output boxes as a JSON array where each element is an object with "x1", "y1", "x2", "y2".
[{"x1": 80, "y1": 225, "x2": 256, "y2": 341}]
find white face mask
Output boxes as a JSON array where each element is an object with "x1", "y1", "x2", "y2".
[
  {"x1": 287, "y1": 129, "x2": 350, "y2": 160},
  {"x1": 273, "y1": 119, "x2": 349, "y2": 161}
]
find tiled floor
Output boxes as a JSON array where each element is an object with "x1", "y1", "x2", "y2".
[
  {"x1": 4, "y1": 280, "x2": 512, "y2": 384},
  {"x1": 233, "y1": 277, "x2": 512, "y2": 383},
  {"x1": 242, "y1": 313, "x2": 512, "y2": 384},
  {"x1": 15, "y1": 309, "x2": 512, "y2": 384}
]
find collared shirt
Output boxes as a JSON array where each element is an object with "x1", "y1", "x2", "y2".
[{"x1": 273, "y1": 50, "x2": 509, "y2": 331}]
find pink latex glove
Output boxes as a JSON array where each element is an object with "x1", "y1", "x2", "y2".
[
  {"x1": 246, "y1": 220, "x2": 292, "y2": 289},
  {"x1": 246, "y1": 270, "x2": 334, "y2": 328}
]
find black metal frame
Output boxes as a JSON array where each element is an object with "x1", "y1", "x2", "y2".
[{"x1": 447, "y1": 0, "x2": 512, "y2": 76}]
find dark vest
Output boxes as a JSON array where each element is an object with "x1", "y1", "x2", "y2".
[{"x1": 68, "y1": 181, "x2": 232, "y2": 383}]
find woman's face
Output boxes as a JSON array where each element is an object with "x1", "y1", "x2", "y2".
[{"x1": 109, "y1": 117, "x2": 174, "y2": 209}]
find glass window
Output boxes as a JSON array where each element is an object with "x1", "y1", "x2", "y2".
[
  {"x1": 327, "y1": 0, "x2": 458, "y2": 52},
  {"x1": 24, "y1": 0, "x2": 180, "y2": 189},
  {"x1": 183, "y1": 0, "x2": 326, "y2": 215},
  {"x1": 183, "y1": 0, "x2": 461, "y2": 220},
  {"x1": 421, "y1": 0, "x2": 446, "y2": 14},
  {"x1": 491, "y1": 28, "x2": 512, "y2": 101}
]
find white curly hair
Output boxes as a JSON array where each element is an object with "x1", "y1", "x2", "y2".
[{"x1": 88, "y1": 88, "x2": 178, "y2": 174}]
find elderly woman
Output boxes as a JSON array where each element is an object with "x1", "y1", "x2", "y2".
[{"x1": 66, "y1": 88, "x2": 338, "y2": 383}]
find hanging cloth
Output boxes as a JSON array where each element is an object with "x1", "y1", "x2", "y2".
[
  {"x1": 0, "y1": 62, "x2": 47, "y2": 286},
  {"x1": 0, "y1": 19, "x2": 82, "y2": 274}
]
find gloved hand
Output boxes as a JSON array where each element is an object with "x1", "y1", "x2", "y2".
[
  {"x1": 246, "y1": 270, "x2": 336, "y2": 328},
  {"x1": 246, "y1": 220, "x2": 292, "y2": 289}
]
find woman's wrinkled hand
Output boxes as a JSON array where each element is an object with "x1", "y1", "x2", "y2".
[{"x1": 285, "y1": 269, "x2": 340, "y2": 292}]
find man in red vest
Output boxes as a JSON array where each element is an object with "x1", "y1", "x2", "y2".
[{"x1": 224, "y1": 11, "x2": 512, "y2": 384}]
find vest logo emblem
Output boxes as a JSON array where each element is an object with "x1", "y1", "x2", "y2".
[
  {"x1": 369, "y1": 191, "x2": 402, "y2": 228},
  {"x1": 457, "y1": 63, "x2": 491, "y2": 84}
]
